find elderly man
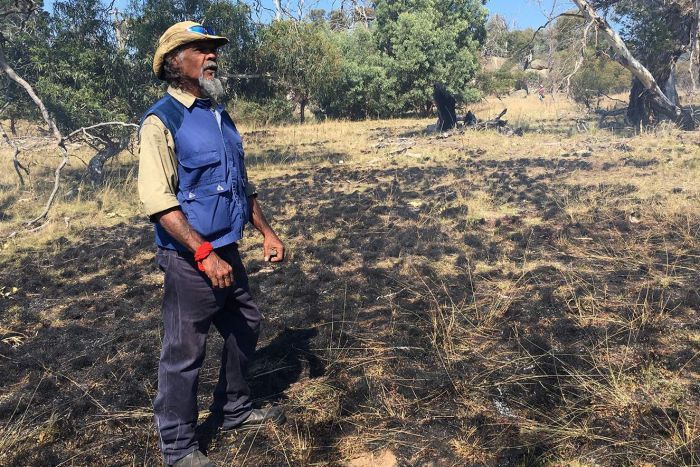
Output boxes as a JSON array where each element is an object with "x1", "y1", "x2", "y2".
[{"x1": 138, "y1": 21, "x2": 285, "y2": 467}]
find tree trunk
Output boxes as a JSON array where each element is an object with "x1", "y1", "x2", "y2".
[
  {"x1": 690, "y1": 0, "x2": 700, "y2": 91},
  {"x1": 628, "y1": 67, "x2": 681, "y2": 128},
  {"x1": 299, "y1": 99, "x2": 306, "y2": 124},
  {"x1": 273, "y1": 0, "x2": 282, "y2": 20},
  {"x1": 9, "y1": 116, "x2": 16, "y2": 136}
]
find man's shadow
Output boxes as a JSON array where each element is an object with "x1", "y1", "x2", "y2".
[{"x1": 197, "y1": 327, "x2": 324, "y2": 449}]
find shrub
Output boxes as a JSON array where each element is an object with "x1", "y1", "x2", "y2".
[
  {"x1": 570, "y1": 55, "x2": 632, "y2": 108},
  {"x1": 233, "y1": 98, "x2": 295, "y2": 125}
]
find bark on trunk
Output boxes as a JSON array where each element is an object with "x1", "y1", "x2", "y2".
[
  {"x1": 690, "y1": 0, "x2": 700, "y2": 91},
  {"x1": 628, "y1": 67, "x2": 681, "y2": 128},
  {"x1": 299, "y1": 100, "x2": 306, "y2": 124}
]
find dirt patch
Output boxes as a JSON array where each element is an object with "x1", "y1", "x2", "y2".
[{"x1": 345, "y1": 449, "x2": 398, "y2": 467}]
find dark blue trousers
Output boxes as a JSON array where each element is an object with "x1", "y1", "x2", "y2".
[{"x1": 154, "y1": 244, "x2": 261, "y2": 465}]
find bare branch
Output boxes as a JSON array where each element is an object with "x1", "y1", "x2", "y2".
[
  {"x1": 516, "y1": 12, "x2": 585, "y2": 65},
  {"x1": 64, "y1": 121, "x2": 138, "y2": 141},
  {"x1": 564, "y1": 20, "x2": 595, "y2": 95}
]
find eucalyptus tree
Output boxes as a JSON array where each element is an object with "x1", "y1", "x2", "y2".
[
  {"x1": 373, "y1": 0, "x2": 487, "y2": 114},
  {"x1": 586, "y1": 0, "x2": 698, "y2": 127},
  {"x1": 259, "y1": 19, "x2": 341, "y2": 123}
]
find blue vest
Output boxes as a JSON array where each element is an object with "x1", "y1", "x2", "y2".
[{"x1": 142, "y1": 93, "x2": 251, "y2": 252}]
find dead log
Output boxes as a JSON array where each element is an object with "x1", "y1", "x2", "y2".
[
  {"x1": 473, "y1": 108, "x2": 508, "y2": 130},
  {"x1": 460, "y1": 108, "x2": 523, "y2": 136}
]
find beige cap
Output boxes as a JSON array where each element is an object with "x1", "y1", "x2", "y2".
[{"x1": 153, "y1": 21, "x2": 229, "y2": 80}]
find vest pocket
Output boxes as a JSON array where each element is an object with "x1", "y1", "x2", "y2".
[
  {"x1": 180, "y1": 184, "x2": 231, "y2": 237},
  {"x1": 178, "y1": 149, "x2": 224, "y2": 188}
]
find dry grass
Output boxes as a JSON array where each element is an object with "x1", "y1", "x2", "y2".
[{"x1": 0, "y1": 95, "x2": 698, "y2": 465}]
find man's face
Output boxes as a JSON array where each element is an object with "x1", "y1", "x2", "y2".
[
  {"x1": 177, "y1": 42, "x2": 219, "y2": 82},
  {"x1": 173, "y1": 41, "x2": 225, "y2": 102}
]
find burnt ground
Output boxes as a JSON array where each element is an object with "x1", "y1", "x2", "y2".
[{"x1": 0, "y1": 125, "x2": 699, "y2": 466}]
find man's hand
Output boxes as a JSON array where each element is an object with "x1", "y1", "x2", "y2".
[
  {"x1": 249, "y1": 197, "x2": 285, "y2": 263},
  {"x1": 263, "y1": 234, "x2": 285, "y2": 262},
  {"x1": 200, "y1": 251, "x2": 234, "y2": 288}
]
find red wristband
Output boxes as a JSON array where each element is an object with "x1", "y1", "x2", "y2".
[{"x1": 194, "y1": 242, "x2": 214, "y2": 271}]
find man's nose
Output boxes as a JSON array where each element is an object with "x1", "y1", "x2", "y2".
[{"x1": 205, "y1": 50, "x2": 217, "y2": 61}]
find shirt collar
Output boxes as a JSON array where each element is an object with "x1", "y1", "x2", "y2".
[
  {"x1": 167, "y1": 86, "x2": 198, "y2": 109},
  {"x1": 167, "y1": 86, "x2": 224, "y2": 112}
]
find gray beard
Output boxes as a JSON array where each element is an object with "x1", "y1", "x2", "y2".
[{"x1": 199, "y1": 75, "x2": 225, "y2": 104}]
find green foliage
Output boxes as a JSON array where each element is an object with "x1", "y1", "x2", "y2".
[
  {"x1": 259, "y1": 20, "x2": 341, "y2": 122},
  {"x1": 125, "y1": 0, "x2": 262, "y2": 113},
  {"x1": 593, "y1": 0, "x2": 693, "y2": 70},
  {"x1": 1, "y1": 0, "x2": 486, "y2": 127},
  {"x1": 315, "y1": 27, "x2": 397, "y2": 120},
  {"x1": 374, "y1": 0, "x2": 486, "y2": 113},
  {"x1": 0, "y1": 2, "x2": 47, "y2": 128},
  {"x1": 233, "y1": 98, "x2": 294, "y2": 125},
  {"x1": 474, "y1": 70, "x2": 516, "y2": 97},
  {"x1": 27, "y1": 0, "x2": 131, "y2": 133}
]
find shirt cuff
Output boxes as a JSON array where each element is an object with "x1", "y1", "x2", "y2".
[{"x1": 143, "y1": 197, "x2": 180, "y2": 222}]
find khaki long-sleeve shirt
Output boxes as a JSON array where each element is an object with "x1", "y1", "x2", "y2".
[{"x1": 137, "y1": 86, "x2": 256, "y2": 219}]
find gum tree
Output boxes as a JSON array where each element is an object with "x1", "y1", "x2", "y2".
[
  {"x1": 373, "y1": 0, "x2": 487, "y2": 114},
  {"x1": 259, "y1": 20, "x2": 341, "y2": 123},
  {"x1": 580, "y1": 0, "x2": 698, "y2": 128}
]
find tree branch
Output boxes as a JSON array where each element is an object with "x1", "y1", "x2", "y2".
[
  {"x1": 64, "y1": 121, "x2": 138, "y2": 141},
  {"x1": 516, "y1": 12, "x2": 586, "y2": 65},
  {"x1": 564, "y1": 20, "x2": 595, "y2": 95}
]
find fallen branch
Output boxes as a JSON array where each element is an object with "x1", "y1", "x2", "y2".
[{"x1": 472, "y1": 108, "x2": 508, "y2": 130}]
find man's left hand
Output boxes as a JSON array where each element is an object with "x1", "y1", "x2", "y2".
[{"x1": 263, "y1": 234, "x2": 285, "y2": 262}]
